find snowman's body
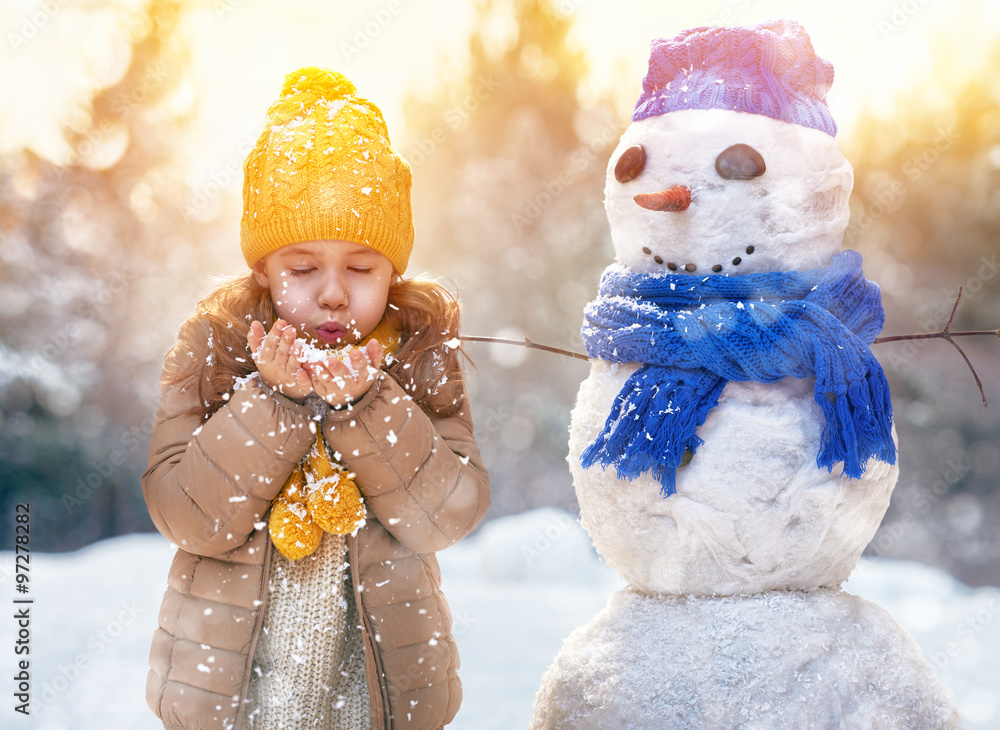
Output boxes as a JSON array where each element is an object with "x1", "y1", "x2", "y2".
[
  {"x1": 571, "y1": 364, "x2": 897, "y2": 597},
  {"x1": 531, "y1": 588, "x2": 960, "y2": 730},
  {"x1": 531, "y1": 97, "x2": 961, "y2": 727}
]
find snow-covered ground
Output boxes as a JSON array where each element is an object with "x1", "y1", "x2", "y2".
[{"x1": 1, "y1": 507, "x2": 997, "y2": 729}]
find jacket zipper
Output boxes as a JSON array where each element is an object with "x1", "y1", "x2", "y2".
[
  {"x1": 232, "y1": 530, "x2": 273, "y2": 730},
  {"x1": 349, "y1": 531, "x2": 391, "y2": 729}
]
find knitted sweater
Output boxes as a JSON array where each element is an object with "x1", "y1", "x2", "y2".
[{"x1": 243, "y1": 533, "x2": 371, "y2": 729}]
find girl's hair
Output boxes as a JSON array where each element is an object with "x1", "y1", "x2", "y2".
[{"x1": 165, "y1": 273, "x2": 468, "y2": 420}]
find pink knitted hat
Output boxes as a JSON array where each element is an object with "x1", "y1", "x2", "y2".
[{"x1": 633, "y1": 20, "x2": 838, "y2": 136}]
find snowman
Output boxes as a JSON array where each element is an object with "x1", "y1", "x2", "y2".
[{"x1": 531, "y1": 21, "x2": 963, "y2": 729}]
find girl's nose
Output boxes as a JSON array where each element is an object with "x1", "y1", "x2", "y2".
[{"x1": 317, "y1": 274, "x2": 348, "y2": 309}]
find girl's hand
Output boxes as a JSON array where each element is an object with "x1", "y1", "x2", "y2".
[
  {"x1": 248, "y1": 320, "x2": 313, "y2": 402},
  {"x1": 309, "y1": 339, "x2": 384, "y2": 409}
]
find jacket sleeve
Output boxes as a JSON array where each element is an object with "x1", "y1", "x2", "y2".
[
  {"x1": 141, "y1": 317, "x2": 318, "y2": 557},
  {"x1": 323, "y1": 372, "x2": 490, "y2": 554}
]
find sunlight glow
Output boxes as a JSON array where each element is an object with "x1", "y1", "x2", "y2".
[{"x1": 1, "y1": 0, "x2": 997, "y2": 180}]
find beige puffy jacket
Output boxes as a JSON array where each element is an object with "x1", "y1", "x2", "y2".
[{"x1": 142, "y1": 318, "x2": 490, "y2": 729}]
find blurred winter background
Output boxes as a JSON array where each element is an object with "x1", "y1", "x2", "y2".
[{"x1": 1, "y1": 0, "x2": 998, "y2": 726}]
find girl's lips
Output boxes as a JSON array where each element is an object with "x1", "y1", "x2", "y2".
[{"x1": 314, "y1": 323, "x2": 346, "y2": 344}]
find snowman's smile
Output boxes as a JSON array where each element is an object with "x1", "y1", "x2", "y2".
[{"x1": 640, "y1": 244, "x2": 757, "y2": 274}]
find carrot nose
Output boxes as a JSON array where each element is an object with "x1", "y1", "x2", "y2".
[{"x1": 634, "y1": 186, "x2": 691, "y2": 212}]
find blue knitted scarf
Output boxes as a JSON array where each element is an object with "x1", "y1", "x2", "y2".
[{"x1": 580, "y1": 250, "x2": 896, "y2": 496}]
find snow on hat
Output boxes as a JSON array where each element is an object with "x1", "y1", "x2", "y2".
[
  {"x1": 241, "y1": 67, "x2": 414, "y2": 273},
  {"x1": 632, "y1": 19, "x2": 838, "y2": 136}
]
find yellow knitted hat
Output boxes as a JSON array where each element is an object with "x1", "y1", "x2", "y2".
[{"x1": 241, "y1": 67, "x2": 413, "y2": 274}]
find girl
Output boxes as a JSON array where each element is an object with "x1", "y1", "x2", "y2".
[{"x1": 142, "y1": 67, "x2": 490, "y2": 730}]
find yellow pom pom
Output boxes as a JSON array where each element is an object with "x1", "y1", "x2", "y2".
[
  {"x1": 269, "y1": 496, "x2": 323, "y2": 561},
  {"x1": 280, "y1": 66, "x2": 356, "y2": 102},
  {"x1": 309, "y1": 472, "x2": 367, "y2": 535}
]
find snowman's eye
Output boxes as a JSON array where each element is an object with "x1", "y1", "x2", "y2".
[
  {"x1": 614, "y1": 145, "x2": 646, "y2": 183},
  {"x1": 715, "y1": 144, "x2": 766, "y2": 180}
]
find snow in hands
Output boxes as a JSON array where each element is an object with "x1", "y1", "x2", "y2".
[{"x1": 247, "y1": 319, "x2": 384, "y2": 407}]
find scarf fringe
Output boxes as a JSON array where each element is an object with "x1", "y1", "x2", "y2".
[
  {"x1": 815, "y1": 369, "x2": 896, "y2": 479},
  {"x1": 580, "y1": 366, "x2": 726, "y2": 496}
]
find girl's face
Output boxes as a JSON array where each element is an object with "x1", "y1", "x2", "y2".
[{"x1": 254, "y1": 239, "x2": 396, "y2": 346}]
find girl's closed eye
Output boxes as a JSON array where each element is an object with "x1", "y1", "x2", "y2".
[
  {"x1": 349, "y1": 266, "x2": 373, "y2": 275},
  {"x1": 287, "y1": 267, "x2": 315, "y2": 277}
]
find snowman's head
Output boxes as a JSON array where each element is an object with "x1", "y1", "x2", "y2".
[
  {"x1": 605, "y1": 108, "x2": 853, "y2": 275},
  {"x1": 610, "y1": 20, "x2": 852, "y2": 275}
]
